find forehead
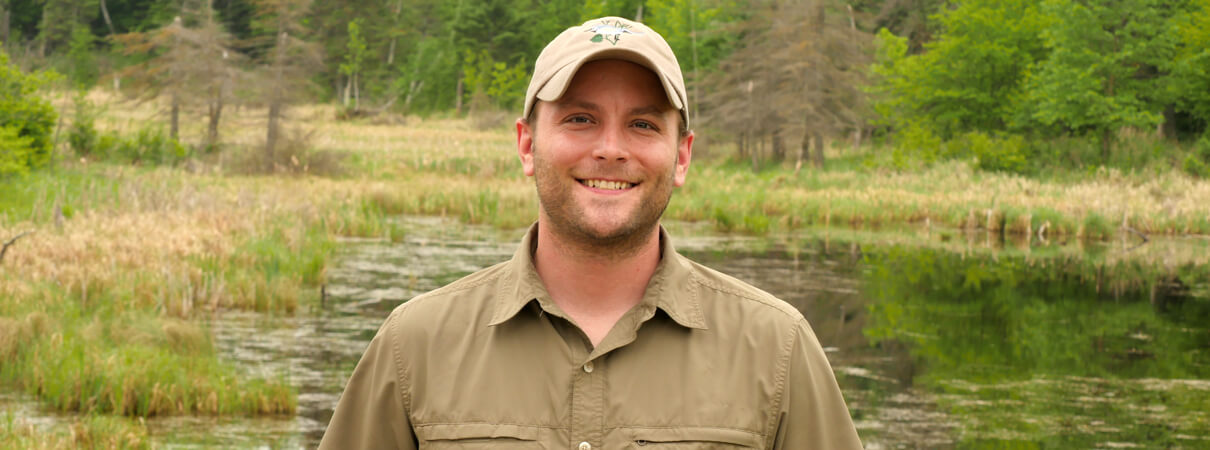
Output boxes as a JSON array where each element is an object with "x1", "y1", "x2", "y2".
[{"x1": 554, "y1": 59, "x2": 672, "y2": 111}]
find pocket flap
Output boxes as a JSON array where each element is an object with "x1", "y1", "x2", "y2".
[
  {"x1": 415, "y1": 423, "x2": 541, "y2": 441},
  {"x1": 628, "y1": 427, "x2": 762, "y2": 447}
]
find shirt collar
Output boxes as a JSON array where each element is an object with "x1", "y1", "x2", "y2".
[{"x1": 489, "y1": 223, "x2": 707, "y2": 330}]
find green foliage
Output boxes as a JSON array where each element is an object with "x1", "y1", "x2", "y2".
[
  {"x1": 109, "y1": 127, "x2": 190, "y2": 166},
  {"x1": 339, "y1": 19, "x2": 366, "y2": 79},
  {"x1": 1183, "y1": 133, "x2": 1210, "y2": 178},
  {"x1": 68, "y1": 92, "x2": 101, "y2": 157},
  {"x1": 645, "y1": 0, "x2": 740, "y2": 79},
  {"x1": 1168, "y1": 0, "x2": 1210, "y2": 127},
  {"x1": 956, "y1": 131, "x2": 1028, "y2": 174},
  {"x1": 0, "y1": 50, "x2": 58, "y2": 176},
  {"x1": 1021, "y1": 0, "x2": 1168, "y2": 141},
  {"x1": 393, "y1": 36, "x2": 460, "y2": 114},
  {"x1": 0, "y1": 126, "x2": 36, "y2": 177},
  {"x1": 66, "y1": 26, "x2": 99, "y2": 88},
  {"x1": 870, "y1": 0, "x2": 1050, "y2": 138},
  {"x1": 890, "y1": 121, "x2": 944, "y2": 168},
  {"x1": 462, "y1": 50, "x2": 527, "y2": 111}
]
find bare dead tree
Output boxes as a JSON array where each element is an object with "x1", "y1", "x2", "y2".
[
  {"x1": 112, "y1": 0, "x2": 246, "y2": 146},
  {"x1": 253, "y1": 0, "x2": 322, "y2": 171},
  {"x1": 700, "y1": 0, "x2": 872, "y2": 169}
]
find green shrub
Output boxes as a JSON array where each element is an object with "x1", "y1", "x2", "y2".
[
  {"x1": 68, "y1": 92, "x2": 101, "y2": 157},
  {"x1": 0, "y1": 125, "x2": 35, "y2": 177},
  {"x1": 892, "y1": 122, "x2": 944, "y2": 169},
  {"x1": 112, "y1": 127, "x2": 189, "y2": 166},
  {"x1": 0, "y1": 49, "x2": 58, "y2": 174},
  {"x1": 1183, "y1": 134, "x2": 1210, "y2": 178},
  {"x1": 956, "y1": 131, "x2": 1029, "y2": 174}
]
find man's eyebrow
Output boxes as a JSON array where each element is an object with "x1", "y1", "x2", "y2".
[
  {"x1": 627, "y1": 105, "x2": 667, "y2": 117},
  {"x1": 555, "y1": 100, "x2": 601, "y2": 112},
  {"x1": 554, "y1": 101, "x2": 667, "y2": 118}
]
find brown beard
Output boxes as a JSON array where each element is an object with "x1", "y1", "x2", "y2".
[{"x1": 530, "y1": 139, "x2": 676, "y2": 261}]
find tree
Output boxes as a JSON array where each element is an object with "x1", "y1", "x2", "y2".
[
  {"x1": 37, "y1": 0, "x2": 98, "y2": 56},
  {"x1": 701, "y1": 0, "x2": 871, "y2": 169},
  {"x1": 869, "y1": 0, "x2": 1050, "y2": 139},
  {"x1": 114, "y1": 0, "x2": 245, "y2": 146},
  {"x1": 645, "y1": 0, "x2": 741, "y2": 124},
  {"x1": 1022, "y1": 0, "x2": 1172, "y2": 159},
  {"x1": 1166, "y1": 0, "x2": 1210, "y2": 135},
  {"x1": 339, "y1": 18, "x2": 366, "y2": 111},
  {"x1": 252, "y1": 0, "x2": 322, "y2": 169},
  {"x1": 0, "y1": 48, "x2": 56, "y2": 176}
]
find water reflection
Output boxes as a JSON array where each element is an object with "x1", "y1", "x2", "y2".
[{"x1": 137, "y1": 218, "x2": 1209, "y2": 448}]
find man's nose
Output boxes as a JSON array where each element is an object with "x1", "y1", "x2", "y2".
[{"x1": 592, "y1": 124, "x2": 629, "y2": 162}]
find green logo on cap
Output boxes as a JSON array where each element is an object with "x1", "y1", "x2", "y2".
[{"x1": 585, "y1": 20, "x2": 641, "y2": 46}]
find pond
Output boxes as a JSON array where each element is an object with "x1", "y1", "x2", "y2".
[{"x1": 12, "y1": 216, "x2": 1210, "y2": 448}]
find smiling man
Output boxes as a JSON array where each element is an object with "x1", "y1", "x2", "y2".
[{"x1": 320, "y1": 16, "x2": 862, "y2": 450}]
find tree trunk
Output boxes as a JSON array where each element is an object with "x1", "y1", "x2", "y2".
[
  {"x1": 387, "y1": 0, "x2": 402, "y2": 65},
  {"x1": 1160, "y1": 104, "x2": 1176, "y2": 140},
  {"x1": 455, "y1": 76, "x2": 464, "y2": 115},
  {"x1": 797, "y1": 128, "x2": 807, "y2": 170},
  {"x1": 343, "y1": 75, "x2": 351, "y2": 107},
  {"x1": 207, "y1": 87, "x2": 222, "y2": 149},
  {"x1": 1100, "y1": 127, "x2": 1112, "y2": 162},
  {"x1": 99, "y1": 0, "x2": 115, "y2": 35},
  {"x1": 266, "y1": 31, "x2": 287, "y2": 170},
  {"x1": 404, "y1": 80, "x2": 422, "y2": 111},
  {"x1": 266, "y1": 102, "x2": 281, "y2": 169},
  {"x1": 812, "y1": 132, "x2": 825, "y2": 168},
  {"x1": 771, "y1": 127, "x2": 785, "y2": 162},
  {"x1": 1, "y1": 4, "x2": 10, "y2": 46},
  {"x1": 353, "y1": 73, "x2": 360, "y2": 111},
  {"x1": 170, "y1": 93, "x2": 180, "y2": 140}
]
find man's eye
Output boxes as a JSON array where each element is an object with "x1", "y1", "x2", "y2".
[
  {"x1": 633, "y1": 121, "x2": 658, "y2": 130},
  {"x1": 568, "y1": 115, "x2": 592, "y2": 124}
]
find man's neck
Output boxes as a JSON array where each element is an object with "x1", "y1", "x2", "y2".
[{"x1": 532, "y1": 222, "x2": 663, "y2": 346}]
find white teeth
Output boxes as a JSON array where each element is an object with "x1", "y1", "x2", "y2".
[{"x1": 582, "y1": 179, "x2": 632, "y2": 190}]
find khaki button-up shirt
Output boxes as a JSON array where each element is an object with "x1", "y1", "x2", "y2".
[{"x1": 320, "y1": 225, "x2": 862, "y2": 449}]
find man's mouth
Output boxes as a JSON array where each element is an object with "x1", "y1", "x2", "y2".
[{"x1": 579, "y1": 179, "x2": 635, "y2": 190}]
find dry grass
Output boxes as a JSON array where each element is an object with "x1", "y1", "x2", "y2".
[
  {"x1": 5, "y1": 88, "x2": 1207, "y2": 437},
  {"x1": 1, "y1": 413, "x2": 149, "y2": 450}
]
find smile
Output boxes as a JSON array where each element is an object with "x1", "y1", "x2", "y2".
[{"x1": 579, "y1": 179, "x2": 635, "y2": 190}]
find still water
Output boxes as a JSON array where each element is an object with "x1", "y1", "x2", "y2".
[{"x1": 125, "y1": 217, "x2": 1210, "y2": 447}]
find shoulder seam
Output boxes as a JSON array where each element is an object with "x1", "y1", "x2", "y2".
[{"x1": 690, "y1": 272, "x2": 802, "y2": 320}]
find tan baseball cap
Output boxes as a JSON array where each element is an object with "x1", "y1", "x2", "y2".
[{"x1": 523, "y1": 16, "x2": 688, "y2": 127}]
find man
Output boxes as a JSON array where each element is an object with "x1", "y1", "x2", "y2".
[{"x1": 320, "y1": 16, "x2": 862, "y2": 449}]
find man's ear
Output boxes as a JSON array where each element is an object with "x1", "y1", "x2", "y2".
[
  {"x1": 517, "y1": 118, "x2": 535, "y2": 177},
  {"x1": 674, "y1": 131, "x2": 693, "y2": 187}
]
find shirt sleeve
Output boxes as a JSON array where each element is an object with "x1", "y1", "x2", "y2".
[
  {"x1": 771, "y1": 318, "x2": 864, "y2": 449},
  {"x1": 319, "y1": 314, "x2": 416, "y2": 450}
]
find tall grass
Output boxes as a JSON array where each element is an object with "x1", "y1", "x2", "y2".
[
  {"x1": 1, "y1": 412, "x2": 149, "y2": 449},
  {"x1": 4, "y1": 90, "x2": 1209, "y2": 443}
]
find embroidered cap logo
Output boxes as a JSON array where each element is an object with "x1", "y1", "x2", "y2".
[{"x1": 585, "y1": 19, "x2": 642, "y2": 45}]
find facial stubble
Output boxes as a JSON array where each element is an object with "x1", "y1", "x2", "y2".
[{"x1": 530, "y1": 138, "x2": 678, "y2": 261}]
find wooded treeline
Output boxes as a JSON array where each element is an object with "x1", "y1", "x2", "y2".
[{"x1": 2, "y1": 0, "x2": 1209, "y2": 175}]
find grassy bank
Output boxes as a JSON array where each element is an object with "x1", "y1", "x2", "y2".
[
  {"x1": 3, "y1": 91, "x2": 1209, "y2": 445},
  {"x1": 0, "y1": 161, "x2": 397, "y2": 440}
]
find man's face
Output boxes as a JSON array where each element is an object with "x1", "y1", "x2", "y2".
[{"x1": 516, "y1": 59, "x2": 693, "y2": 251}]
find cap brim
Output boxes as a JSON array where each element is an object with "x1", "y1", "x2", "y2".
[{"x1": 534, "y1": 48, "x2": 684, "y2": 115}]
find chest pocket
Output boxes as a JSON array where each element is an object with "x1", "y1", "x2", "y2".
[
  {"x1": 415, "y1": 423, "x2": 546, "y2": 449},
  {"x1": 625, "y1": 427, "x2": 762, "y2": 449}
]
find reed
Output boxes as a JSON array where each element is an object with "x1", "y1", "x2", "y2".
[{"x1": 1, "y1": 412, "x2": 149, "y2": 449}]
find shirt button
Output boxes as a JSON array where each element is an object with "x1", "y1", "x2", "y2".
[
  {"x1": 578, "y1": 441, "x2": 592, "y2": 450},
  {"x1": 583, "y1": 361, "x2": 594, "y2": 373}
]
